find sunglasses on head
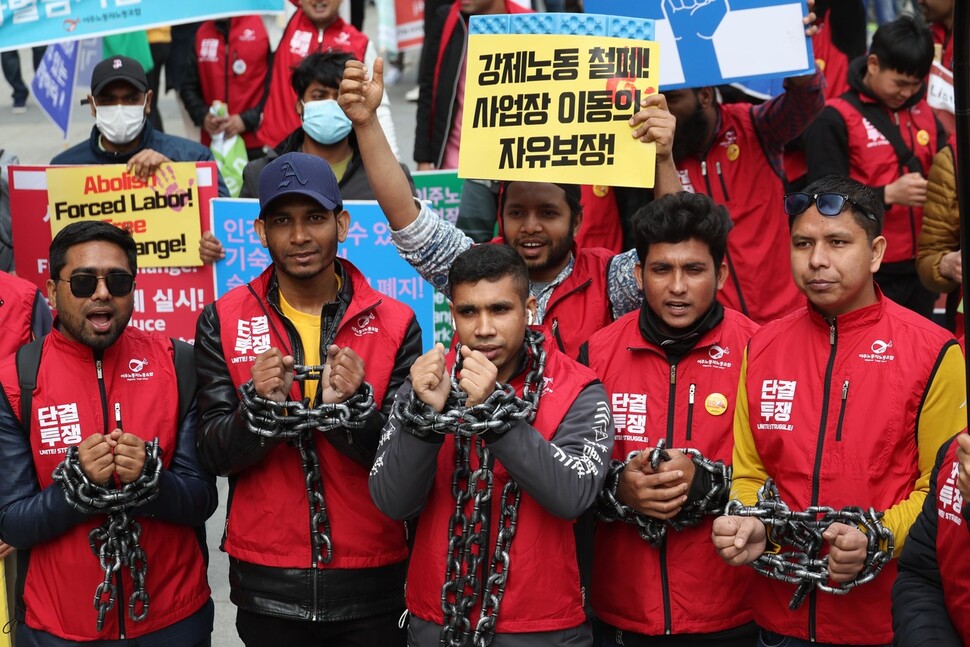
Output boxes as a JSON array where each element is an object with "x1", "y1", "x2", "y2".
[
  {"x1": 783, "y1": 192, "x2": 877, "y2": 222},
  {"x1": 57, "y1": 272, "x2": 135, "y2": 298}
]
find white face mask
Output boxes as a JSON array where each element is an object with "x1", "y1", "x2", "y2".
[{"x1": 95, "y1": 100, "x2": 147, "y2": 145}]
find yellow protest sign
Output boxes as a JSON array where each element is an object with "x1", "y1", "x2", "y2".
[
  {"x1": 458, "y1": 33, "x2": 659, "y2": 188},
  {"x1": 46, "y1": 163, "x2": 203, "y2": 267}
]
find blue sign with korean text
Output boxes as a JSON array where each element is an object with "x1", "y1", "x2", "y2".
[
  {"x1": 210, "y1": 198, "x2": 436, "y2": 352},
  {"x1": 0, "y1": 0, "x2": 284, "y2": 52},
  {"x1": 584, "y1": 0, "x2": 814, "y2": 90},
  {"x1": 31, "y1": 40, "x2": 78, "y2": 138}
]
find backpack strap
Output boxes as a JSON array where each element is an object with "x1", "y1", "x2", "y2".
[
  {"x1": 15, "y1": 337, "x2": 44, "y2": 435},
  {"x1": 171, "y1": 338, "x2": 196, "y2": 425},
  {"x1": 840, "y1": 91, "x2": 924, "y2": 175}
]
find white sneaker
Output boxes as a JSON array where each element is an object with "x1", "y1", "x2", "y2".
[{"x1": 405, "y1": 86, "x2": 420, "y2": 102}]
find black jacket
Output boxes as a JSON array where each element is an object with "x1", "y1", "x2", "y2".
[
  {"x1": 414, "y1": 4, "x2": 465, "y2": 166},
  {"x1": 239, "y1": 128, "x2": 416, "y2": 200}
]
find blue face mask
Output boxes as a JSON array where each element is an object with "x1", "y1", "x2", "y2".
[{"x1": 302, "y1": 99, "x2": 352, "y2": 145}]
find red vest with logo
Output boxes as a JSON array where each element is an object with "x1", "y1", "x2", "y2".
[
  {"x1": 586, "y1": 308, "x2": 758, "y2": 635},
  {"x1": 214, "y1": 262, "x2": 412, "y2": 569},
  {"x1": 194, "y1": 17, "x2": 270, "y2": 150},
  {"x1": 258, "y1": 13, "x2": 368, "y2": 148},
  {"x1": 829, "y1": 95, "x2": 940, "y2": 264},
  {"x1": 742, "y1": 295, "x2": 956, "y2": 643},
  {"x1": 0, "y1": 329, "x2": 209, "y2": 641},
  {"x1": 406, "y1": 338, "x2": 596, "y2": 633},
  {"x1": 675, "y1": 104, "x2": 803, "y2": 324},
  {"x1": 934, "y1": 439, "x2": 970, "y2": 642},
  {"x1": 544, "y1": 247, "x2": 614, "y2": 358},
  {"x1": 0, "y1": 272, "x2": 41, "y2": 359}
]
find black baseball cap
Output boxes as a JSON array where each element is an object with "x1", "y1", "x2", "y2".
[
  {"x1": 258, "y1": 152, "x2": 342, "y2": 219},
  {"x1": 91, "y1": 56, "x2": 148, "y2": 96}
]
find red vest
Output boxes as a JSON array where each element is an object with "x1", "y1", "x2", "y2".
[
  {"x1": 258, "y1": 14, "x2": 368, "y2": 148},
  {"x1": 0, "y1": 272, "x2": 41, "y2": 359},
  {"x1": 214, "y1": 262, "x2": 412, "y2": 569},
  {"x1": 576, "y1": 185, "x2": 623, "y2": 254},
  {"x1": 813, "y1": 19, "x2": 852, "y2": 101},
  {"x1": 934, "y1": 439, "x2": 970, "y2": 642},
  {"x1": 586, "y1": 308, "x2": 758, "y2": 635},
  {"x1": 675, "y1": 103, "x2": 804, "y2": 324},
  {"x1": 406, "y1": 338, "x2": 595, "y2": 633},
  {"x1": 829, "y1": 95, "x2": 940, "y2": 264},
  {"x1": 0, "y1": 329, "x2": 209, "y2": 641},
  {"x1": 544, "y1": 247, "x2": 615, "y2": 358},
  {"x1": 194, "y1": 17, "x2": 271, "y2": 150},
  {"x1": 743, "y1": 295, "x2": 956, "y2": 643}
]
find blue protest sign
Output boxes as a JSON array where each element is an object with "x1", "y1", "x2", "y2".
[
  {"x1": 584, "y1": 0, "x2": 814, "y2": 90},
  {"x1": 210, "y1": 198, "x2": 436, "y2": 352},
  {"x1": 31, "y1": 40, "x2": 79, "y2": 138},
  {"x1": 0, "y1": 0, "x2": 284, "y2": 52}
]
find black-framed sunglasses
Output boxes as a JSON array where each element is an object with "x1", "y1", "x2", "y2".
[
  {"x1": 783, "y1": 192, "x2": 877, "y2": 222},
  {"x1": 56, "y1": 273, "x2": 135, "y2": 298}
]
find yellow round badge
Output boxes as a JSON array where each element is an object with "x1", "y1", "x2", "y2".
[
  {"x1": 916, "y1": 129, "x2": 930, "y2": 146},
  {"x1": 815, "y1": 58, "x2": 826, "y2": 72},
  {"x1": 705, "y1": 393, "x2": 728, "y2": 416},
  {"x1": 726, "y1": 144, "x2": 740, "y2": 162},
  {"x1": 593, "y1": 185, "x2": 609, "y2": 198}
]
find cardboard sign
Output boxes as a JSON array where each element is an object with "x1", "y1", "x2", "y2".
[
  {"x1": 458, "y1": 13, "x2": 658, "y2": 189},
  {"x1": 46, "y1": 163, "x2": 204, "y2": 268},
  {"x1": 9, "y1": 163, "x2": 219, "y2": 342}
]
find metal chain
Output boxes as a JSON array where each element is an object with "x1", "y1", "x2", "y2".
[
  {"x1": 595, "y1": 440, "x2": 731, "y2": 546},
  {"x1": 725, "y1": 478, "x2": 895, "y2": 610},
  {"x1": 239, "y1": 364, "x2": 375, "y2": 439},
  {"x1": 52, "y1": 440, "x2": 162, "y2": 631},
  {"x1": 239, "y1": 364, "x2": 378, "y2": 565},
  {"x1": 396, "y1": 331, "x2": 546, "y2": 440},
  {"x1": 435, "y1": 329, "x2": 545, "y2": 647}
]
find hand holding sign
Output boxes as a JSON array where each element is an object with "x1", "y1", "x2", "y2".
[
  {"x1": 631, "y1": 93, "x2": 675, "y2": 161},
  {"x1": 127, "y1": 148, "x2": 172, "y2": 182}
]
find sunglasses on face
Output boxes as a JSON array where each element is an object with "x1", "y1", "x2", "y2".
[
  {"x1": 783, "y1": 192, "x2": 877, "y2": 222},
  {"x1": 57, "y1": 273, "x2": 135, "y2": 298}
]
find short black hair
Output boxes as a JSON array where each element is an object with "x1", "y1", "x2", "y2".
[
  {"x1": 291, "y1": 51, "x2": 355, "y2": 98},
  {"x1": 449, "y1": 243, "x2": 530, "y2": 302},
  {"x1": 795, "y1": 175, "x2": 884, "y2": 240},
  {"x1": 50, "y1": 221, "x2": 138, "y2": 280},
  {"x1": 632, "y1": 192, "x2": 733, "y2": 266},
  {"x1": 498, "y1": 181, "x2": 583, "y2": 221},
  {"x1": 869, "y1": 15, "x2": 934, "y2": 79}
]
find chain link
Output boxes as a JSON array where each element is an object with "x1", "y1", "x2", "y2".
[
  {"x1": 428, "y1": 330, "x2": 545, "y2": 647},
  {"x1": 725, "y1": 478, "x2": 895, "y2": 610},
  {"x1": 52, "y1": 440, "x2": 162, "y2": 631},
  {"x1": 595, "y1": 440, "x2": 731, "y2": 546},
  {"x1": 395, "y1": 332, "x2": 546, "y2": 441},
  {"x1": 239, "y1": 365, "x2": 377, "y2": 565}
]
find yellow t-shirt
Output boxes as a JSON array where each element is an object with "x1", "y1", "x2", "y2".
[
  {"x1": 279, "y1": 291, "x2": 321, "y2": 403},
  {"x1": 330, "y1": 153, "x2": 352, "y2": 183}
]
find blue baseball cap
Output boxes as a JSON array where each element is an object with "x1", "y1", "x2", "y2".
[{"x1": 257, "y1": 152, "x2": 342, "y2": 219}]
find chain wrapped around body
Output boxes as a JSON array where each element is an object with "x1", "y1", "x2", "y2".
[
  {"x1": 397, "y1": 330, "x2": 545, "y2": 647},
  {"x1": 52, "y1": 440, "x2": 162, "y2": 631},
  {"x1": 238, "y1": 364, "x2": 378, "y2": 566},
  {"x1": 595, "y1": 439, "x2": 732, "y2": 546},
  {"x1": 725, "y1": 478, "x2": 895, "y2": 610}
]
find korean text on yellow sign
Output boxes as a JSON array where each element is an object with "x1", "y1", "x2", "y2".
[
  {"x1": 459, "y1": 32, "x2": 659, "y2": 188},
  {"x1": 46, "y1": 163, "x2": 203, "y2": 268}
]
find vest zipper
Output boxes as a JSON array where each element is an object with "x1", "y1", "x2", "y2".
[
  {"x1": 97, "y1": 358, "x2": 127, "y2": 639},
  {"x1": 544, "y1": 278, "x2": 593, "y2": 330},
  {"x1": 702, "y1": 162, "x2": 748, "y2": 316},
  {"x1": 686, "y1": 384, "x2": 696, "y2": 442},
  {"x1": 551, "y1": 318, "x2": 565, "y2": 353},
  {"x1": 715, "y1": 161, "x2": 731, "y2": 201},
  {"x1": 808, "y1": 320, "x2": 838, "y2": 642},
  {"x1": 661, "y1": 362, "x2": 677, "y2": 634},
  {"x1": 896, "y1": 111, "x2": 919, "y2": 259},
  {"x1": 835, "y1": 380, "x2": 849, "y2": 442}
]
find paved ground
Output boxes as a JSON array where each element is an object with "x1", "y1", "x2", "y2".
[{"x1": 0, "y1": 7, "x2": 421, "y2": 644}]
